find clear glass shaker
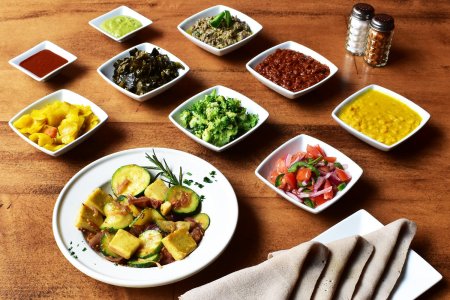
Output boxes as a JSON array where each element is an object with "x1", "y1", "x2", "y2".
[
  {"x1": 345, "y1": 3, "x2": 375, "y2": 56},
  {"x1": 364, "y1": 14, "x2": 395, "y2": 67}
]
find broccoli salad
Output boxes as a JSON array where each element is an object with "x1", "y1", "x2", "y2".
[{"x1": 179, "y1": 90, "x2": 259, "y2": 147}]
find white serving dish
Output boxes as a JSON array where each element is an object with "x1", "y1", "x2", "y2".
[
  {"x1": 255, "y1": 134, "x2": 363, "y2": 214},
  {"x1": 8, "y1": 41, "x2": 77, "y2": 82},
  {"x1": 52, "y1": 147, "x2": 238, "y2": 287},
  {"x1": 177, "y1": 5, "x2": 262, "y2": 56},
  {"x1": 169, "y1": 85, "x2": 269, "y2": 152},
  {"x1": 331, "y1": 84, "x2": 431, "y2": 151},
  {"x1": 313, "y1": 209, "x2": 442, "y2": 299},
  {"x1": 246, "y1": 41, "x2": 338, "y2": 99},
  {"x1": 89, "y1": 6, "x2": 152, "y2": 42},
  {"x1": 9, "y1": 89, "x2": 108, "y2": 157},
  {"x1": 97, "y1": 42, "x2": 189, "y2": 102}
]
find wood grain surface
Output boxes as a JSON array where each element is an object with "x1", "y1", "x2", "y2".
[{"x1": 0, "y1": 1, "x2": 449, "y2": 299}]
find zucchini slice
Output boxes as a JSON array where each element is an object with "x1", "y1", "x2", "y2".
[
  {"x1": 128, "y1": 253, "x2": 160, "y2": 268},
  {"x1": 100, "y1": 214, "x2": 133, "y2": 232},
  {"x1": 100, "y1": 232, "x2": 120, "y2": 258},
  {"x1": 166, "y1": 186, "x2": 200, "y2": 216},
  {"x1": 155, "y1": 219, "x2": 177, "y2": 233},
  {"x1": 136, "y1": 230, "x2": 163, "y2": 258},
  {"x1": 111, "y1": 164, "x2": 151, "y2": 196},
  {"x1": 130, "y1": 208, "x2": 165, "y2": 228},
  {"x1": 192, "y1": 213, "x2": 210, "y2": 230}
]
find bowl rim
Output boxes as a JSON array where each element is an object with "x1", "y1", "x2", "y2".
[
  {"x1": 168, "y1": 85, "x2": 269, "y2": 152},
  {"x1": 8, "y1": 89, "x2": 108, "y2": 157},
  {"x1": 8, "y1": 40, "x2": 77, "y2": 82},
  {"x1": 88, "y1": 5, "x2": 153, "y2": 42},
  {"x1": 254, "y1": 134, "x2": 363, "y2": 214},
  {"x1": 331, "y1": 84, "x2": 431, "y2": 151},
  {"x1": 177, "y1": 4, "x2": 263, "y2": 55},
  {"x1": 245, "y1": 41, "x2": 338, "y2": 98},
  {"x1": 96, "y1": 42, "x2": 190, "y2": 101}
]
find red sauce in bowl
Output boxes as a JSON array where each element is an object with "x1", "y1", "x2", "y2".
[
  {"x1": 19, "y1": 49, "x2": 68, "y2": 78},
  {"x1": 255, "y1": 49, "x2": 330, "y2": 92}
]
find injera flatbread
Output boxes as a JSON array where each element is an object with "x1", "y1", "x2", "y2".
[
  {"x1": 311, "y1": 235, "x2": 360, "y2": 300},
  {"x1": 179, "y1": 241, "x2": 329, "y2": 300},
  {"x1": 332, "y1": 237, "x2": 374, "y2": 300},
  {"x1": 353, "y1": 219, "x2": 417, "y2": 300}
]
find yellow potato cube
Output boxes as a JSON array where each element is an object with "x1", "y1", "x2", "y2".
[
  {"x1": 162, "y1": 229, "x2": 197, "y2": 261},
  {"x1": 108, "y1": 229, "x2": 141, "y2": 259}
]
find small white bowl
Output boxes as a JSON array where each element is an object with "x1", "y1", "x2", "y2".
[
  {"x1": 177, "y1": 5, "x2": 262, "y2": 56},
  {"x1": 89, "y1": 6, "x2": 152, "y2": 42},
  {"x1": 9, "y1": 89, "x2": 108, "y2": 157},
  {"x1": 246, "y1": 41, "x2": 338, "y2": 99},
  {"x1": 8, "y1": 41, "x2": 77, "y2": 82},
  {"x1": 169, "y1": 85, "x2": 269, "y2": 152},
  {"x1": 255, "y1": 134, "x2": 363, "y2": 214},
  {"x1": 97, "y1": 42, "x2": 189, "y2": 102},
  {"x1": 331, "y1": 84, "x2": 431, "y2": 151}
]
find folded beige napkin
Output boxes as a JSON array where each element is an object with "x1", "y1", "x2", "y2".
[{"x1": 179, "y1": 218, "x2": 416, "y2": 300}]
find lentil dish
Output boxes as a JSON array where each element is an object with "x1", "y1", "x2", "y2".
[
  {"x1": 338, "y1": 89, "x2": 422, "y2": 145},
  {"x1": 255, "y1": 49, "x2": 330, "y2": 92}
]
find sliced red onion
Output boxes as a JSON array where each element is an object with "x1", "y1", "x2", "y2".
[
  {"x1": 324, "y1": 172, "x2": 332, "y2": 179},
  {"x1": 316, "y1": 161, "x2": 325, "y2": 167},
  {"x1": 329, "y1": 171, "x2": 342, "y2": 185},
  {"x1": 298, "y1": 192, "x2": 312, "y2": 198},
  {"x1": 328, "y1": 162, "x2": 335, "y2": 170},
  {"x1": 286, "y1": 191, "x2": 302, "y2": 202},
  {"x1": 314, "y1": 176, "x2": 325, "y2": 192},
  {"x1": 310, "y1": 186, "x2": 333, "y2": 198},
  {"x1": 285, "y1": 153, "x2": 292, "y2": 167}
]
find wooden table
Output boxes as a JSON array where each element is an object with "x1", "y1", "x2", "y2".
[{"x1": 1, "y1": 1, "x2": 448, "y2": 299}]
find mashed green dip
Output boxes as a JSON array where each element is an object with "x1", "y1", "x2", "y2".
[{"x1": 100, "y1": 16, "x2": 142, "y2": 38}]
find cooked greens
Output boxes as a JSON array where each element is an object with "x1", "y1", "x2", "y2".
[
  {"x1": 179, "y1": 90, "x2": 259, "y2": 147},
  {"x1": 112, "y1": 48, "x2": 184, "y2": 96}
]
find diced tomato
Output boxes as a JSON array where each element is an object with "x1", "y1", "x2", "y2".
[
  {"x1": 323, "y1": 179, "x2": 334, "y2": 200},
  {"x1": 335, "y1": 168, "x2": 351, "y2": 182},
  {"x1": 276, "y1": 158, "x2": 288, "y2": 174},
  {"x1": 296, "y1": 168, "x2": 312, "y2": 183},
  {"x1": 268, "y1": 170, "x2": 279, "y2": 184},
  {"x1": 43, "y1": 126, "x2": 58, "y2": 138},
  {"x1": 282, "y1": 172, "x2": 296, "y2": 191},
  {"x1": 315, "y1": 144, "x2": 327, "y2": 158},
  {"x1": 318, "y1": 166, "x2": 330, "y2": 173},
  {"x1": 324, "y1": 156, "x2": 336, "y2": 163},
  {"x1": 306, "y1": 145, "x2": 322, "y2": 158},
  {"x1": 311, "y1": 194, "x2": 327, "y2": 206},
  {"x1": 290, "y1": 151, "x2": 306, "y2": 164}
]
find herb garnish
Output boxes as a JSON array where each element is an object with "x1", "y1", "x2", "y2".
[
  {"x1": 145, "y1": 150, "x2": 184, "y2": 186},
  {"x1": 203, "y1": 177, "x2": 213, "y2": 183}
]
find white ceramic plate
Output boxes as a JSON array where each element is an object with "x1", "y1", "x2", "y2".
[
  {"x1": 313, "y1": 209, "x2": 442, "y2": 299},
  {"x1": 9, "y1": 41, "x2": 77, "y2": 82},
  {"x1": 177, "y1": 5, "x2": 262, "y2": 56},
  {"x1": 255, "y1": 134, "x2": 363, "y2": 214},
  {"x1": 246, "y1": 41, "x2": 338, "y2": 99},
  {"x1": 9, "y1": 89, "x2": 108, "y2": 157},
  {"x1": 52, "y1": 148, "x2": 238, "y2": 287},
  {"x1": 89, "y1": 6, "x2": 152, "y2": 42},
  {"x1": 169, "y1": 85, "x2": 269, "y2": 152},
  {"x1": 331, "y1": 84, "x2": 431, "y2": 151},
  {"x1": 97, "y1": 42, "x2": 190, "y2": 102}
]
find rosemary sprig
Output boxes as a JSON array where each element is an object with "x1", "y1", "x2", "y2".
[{"x1": 144, "y1": 150, "x2": 183, "y2": 186}]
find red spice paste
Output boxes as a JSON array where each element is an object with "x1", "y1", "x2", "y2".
[
  {"x1": 255, "y1": 49, "x2": 330, "y2": 92},
  {"x1": 19, "y1": 49, "x2": 68, "y2": 78}
]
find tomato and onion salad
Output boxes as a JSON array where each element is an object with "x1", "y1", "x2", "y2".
[{"x1": 269, "y1": 144, "x2": 351, "y2": 208}]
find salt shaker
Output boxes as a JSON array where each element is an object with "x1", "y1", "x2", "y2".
[
  {"x1": 364, "y1": 14, "x2": 395, "y2": 67},
  {"x1": 345, "y1": 3, "x2": 375, "y2": 55}
]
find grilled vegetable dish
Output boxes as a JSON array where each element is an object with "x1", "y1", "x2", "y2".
[
  {"x1": 75, "y1": 151, "x2": 210, "y2": 267},
  {"x1": 112, "y1": 48, "x2": 184, "y2": 95},
  {"x1": 188, "y1": 10, "x2": 252, "y2": 49},
  {"x1": 269, "y1": 144, "x2": 352, "y2": 208}
]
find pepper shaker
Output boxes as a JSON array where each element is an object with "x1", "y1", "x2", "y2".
[
  {"x1": 364, "y1": 14, "x2": 395, "y2": 67},
  {"x1": 345, "y1": 3, "x2": 375, "y2": 55}
]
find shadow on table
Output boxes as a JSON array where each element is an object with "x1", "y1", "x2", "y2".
[{"x1": 46, "y1": 63, "x2": 89, "y2": 89}]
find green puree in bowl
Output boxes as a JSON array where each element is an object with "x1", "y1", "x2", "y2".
[{"x1": 100, "y1": 16, "x2": 142, "y2": 38}]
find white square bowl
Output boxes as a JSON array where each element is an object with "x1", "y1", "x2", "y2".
[
  {"x1": 8, "y1": 41, "x2": 77, "y2": 82},
  {"x1": 9, "y1": 89, "x2": 108, "y2": 157},
  {"x1": 169, "y1": 85, "x2": 269, "y2": 152},
  {"x1": 246, "y1": 41, "x2": 338, "y2": 99},
  {"x1": 331, "y1": 84, "x2": 431, "y2": 151},
  {"x1": 89, "y1": 6, "x2": 152, "y2": 42},
  {"x1": 255, "y1": 134, "x2": 363, "y2": 214},
  {"x1": 177, "y1": 5, "x2": 263, "y2": 56},
  {"x1": 97, "y1": 42, "x2": 190, "y2": 102}
]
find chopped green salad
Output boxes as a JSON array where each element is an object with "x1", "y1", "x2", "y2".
[{"x1": 179, "y1": 90, "x2": 259, "y2": 147}]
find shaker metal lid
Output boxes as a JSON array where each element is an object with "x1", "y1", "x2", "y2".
[
  {"x1": 351, "y1": 3, "x2": 375, "y2": 20},
  {"x1": 370, "y1": 14, "x2": 395, "y2": 31}
]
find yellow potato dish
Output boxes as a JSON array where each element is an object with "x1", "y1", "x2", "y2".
[{"x1": 13, "y1": 100, "x2": 99, "y2": 151}]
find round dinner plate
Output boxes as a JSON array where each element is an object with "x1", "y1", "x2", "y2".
[{"x1": 52, "y1": 148, "x2": 238, "y2": 287}]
